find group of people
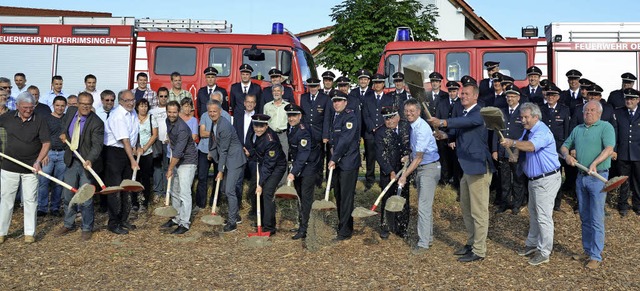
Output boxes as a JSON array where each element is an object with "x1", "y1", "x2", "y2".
[{"x1": 0, "y1": 61, "x2": 637, "y2": 271}]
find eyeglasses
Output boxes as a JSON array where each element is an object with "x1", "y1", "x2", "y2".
[
  {"x1": 79, "y1": 102, "x2": 93, "y2": 107},
  {"x1": 121, "y1": 99, "x2": 135, "y2": 103},
  {"x1": 0, "y1": 86, "x2": 12, "y2": 90},
  {"x1": 103, "y1": 99, "x2": 115, "y2": 102},
  {"x1": 158, "y1": 95, "x2": 168, "y2": 98}
]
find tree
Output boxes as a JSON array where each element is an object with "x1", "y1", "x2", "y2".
[{"x1": 316, "y1": 0, "x2": 439, "y2": 79}]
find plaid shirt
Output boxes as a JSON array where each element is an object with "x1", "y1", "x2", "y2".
[
  {"x1": 6, "y1": 97, "x2": 16, "y2": 111},
  {"x1": 132, "y1": 87, "x2": 158, "y2": 109},
  {"x1": 168, "y1": 89, "x2": 192, "y2": 103}
]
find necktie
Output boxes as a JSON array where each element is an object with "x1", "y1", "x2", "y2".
[
  {"x1": 325, "y1": 90, "x2": 330, "y2": 95},
  {"x1": 572, "y1": 92, "x2": 576, "y2": 99},
  {"x1": 243, "y1": 86, "x2": 248, "y2": 94},
  {"x1": 522, "y1": 129, "x2": 531, "y2": 141},
  {"x1": 361, "y1": 90, "x2": 365, "y2": 97},
  {"x1": 489, "y1": 80, "x2": 493, "y2": 89},
  {"x1": 531, "y1": 88, "x2": 535, "y2": 96},
  {"x1": 208, "y1": 88, "x2": 213, "y2": 96},
  {"x1": 509, "y1": 109, "x2": 514, "y2": 116},
  {"x1": 376, "y1": 94, "x2": 381, "y2": 107},
  {"x1": 631, "y1": 110, "x2": 635, "y2": 118},
  {"x1": 311, "y1": 94, "x2": 315, "y2": 103},
  {"x1": 106, "y1": 111, "x2": 110, "y2": 119},
  {"x1": 463, "y1": 110, "x2": 468, "y2": 116},
  {"x1": 70, "y1": 116, "x2": 81, "y2": 151}
]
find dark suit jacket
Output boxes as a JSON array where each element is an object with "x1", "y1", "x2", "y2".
[
  {"x1": 60, "y1": 107, "x2": 104, "y2": 172},
  {"x1": 209, "y1": 116, "x2": 246, "y2": 171},
  {"x1": 232, "y1": 110, "x2": 255, "y2": 147},
  {"x1": 521, "y1": 85, "x2": 544, "y2": 106},
  {"x1": 362, "y1": 92, "x2": 394, "y2": 139},
  {"x1": 613, "y1": 107, "x2": 640, "y2": 161},
  {"x1": 479, "y1": 78, "x2": 493, "y2": 98},
  {"x1": 446, "y1": 104, "x2": 495, "y2": 175},
  {"x1": 196, "y1": 85, "x2": 228, "y2": 118},
  {"x1": 300, "y1": 91, "x2": 331, "y2": 142},
  {"x1": 436, "y1": 97, "x2": 460, "y2": 120},
  {"x1": 424, "y1": 90, "x2": 448, "y2": 118},
  {"x1": 541, "y1": 103, "x2": 571, "y2": 153},
  {"x1": 229, "y1": 82, "x2": 262, "y2": 114},
  {"x1": 607, "y1": 89, "x2": 626, "y2": 110}
]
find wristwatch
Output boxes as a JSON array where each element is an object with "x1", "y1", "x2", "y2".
[{"x1": 439, "y1": 120, "x2": 444, "y2": 128}]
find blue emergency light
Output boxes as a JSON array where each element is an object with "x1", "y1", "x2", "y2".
[
  {"x1": 395, "y1": 27, "x2": 412, "y2": 41},
  {"x1": 272, "y1": 23, "x2": 284, "y2": 34}
]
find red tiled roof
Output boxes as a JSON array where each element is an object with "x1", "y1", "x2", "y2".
[{"x1": 0, "y1": 6, "x2": 111, "y2": 17}]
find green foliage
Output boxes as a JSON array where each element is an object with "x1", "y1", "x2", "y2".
[{"x1": 316, "y1": 0, "x2": 439, "y2": 79}]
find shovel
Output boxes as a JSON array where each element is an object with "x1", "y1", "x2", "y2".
[
  {"x1": 275, "y1": 179, "x2": 298, "y2": 200},
  {"x1": 480, "y1": 106, "x2": 516, "y2": 160},
  {"x1": 63, "y1": 140, "x2": 123, "y2": 195},
  {"x1": 572, "y1": 161, "x2": 628, "y2": 192},
  {"x1": 200, "y1": 178, "x2": 224, "y2": 226},
  {"x1": 385, "y1": 186, "x2": 406, "y2": 212},
  {"x1": 312, "y1": 167, "x2": 337, "y2": 210},
  {"x1": 352, "y1": 163, "x2": 408, "y2": 218},
  {"x1": 120, "y1": 153, "x2": 144, "y2": 192},
  {"x1": 153, "y1": 176, "x2": 178, "y2": 217},
  {"x1": 248, "y1": 164, "x2": 271, "y2": 239},
  {"x1": 0, "y1": 152, "x2": 96, "y2": 208}
]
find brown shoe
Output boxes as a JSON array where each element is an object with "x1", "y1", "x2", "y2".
[
  {"x1": 24, "y1": 235, "x2": 35, "y2": 243},
  {"x1": 54, "y1": 227, "x2": 75, "y2": 237},
  {"x1": 81, "y1": 231, "x2": 92, "y2": 241},
  {"x1": 585, "y1": 259, "x2": 600, "y2": 270},
  {"x1": 572, "y1": 254, "x2": 589, "y2": 261}
]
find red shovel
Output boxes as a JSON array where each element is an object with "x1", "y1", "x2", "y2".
[
  {"x1": 248, "y1": 163, "x2": 271, "y2": 238},
  {"x1": 573, "y1": 162, "x2": 628, "y2": 192},
  {"x1": 64, "y1": 140, "x2": 123, "y2": 195}
]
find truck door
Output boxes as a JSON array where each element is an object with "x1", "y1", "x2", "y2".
[{"x1": 148, "y1": 43, "x2": 203, "y2": 98}]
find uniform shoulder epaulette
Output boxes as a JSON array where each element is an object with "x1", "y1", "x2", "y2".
[
  {"x1": 267, "y1": 132, "x2": 274, "y2": 141},
  {"x1": 345, "y1": 109, "x2": 354, "y2": 114},
  {"x1": 374, "y1": 124, "x2": 384, "y2": 132},
  {"x1": 299, "y1": 123, "x2": 306, "y2": 130}
]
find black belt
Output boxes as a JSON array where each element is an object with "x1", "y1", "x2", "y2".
[
  {"x1": 274, "y1": 129, "x2": 287, "y2": 134},
  {"x1": 529, "y1": 168, "x2": 560, "y2": 181},
  {"x1": 50, "y1": 148, "x2": 65, "y2": 152}
]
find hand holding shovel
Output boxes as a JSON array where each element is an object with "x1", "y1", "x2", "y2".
[
  {"x1": 63, "y1": 139, "x2": 123, "y2": 194},
  {"x1": 565, "y1": 155, "x2": 628, "y2": 192}
]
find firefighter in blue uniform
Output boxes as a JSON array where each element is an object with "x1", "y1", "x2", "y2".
[
  {"x1": 424, "y1": 72, "x2": 448, "y2": 119},
  {"x1": 521, "y1": 66, "x2": 543, "y2": 106},
  {"x1": 540, "y1": 85, "x2": 571, "y2": 210},
  {"x1": 391, "y1": 72, "x2": 411, "y2": 120},
  {"x1": 608, "y1": 72, "x2": 637, "y2": 110},
  {"x1": 568, "y1": 78, "x2": 593, "y2": 115},
  {"x1": 613, "y1": 88, "x2": 640, "y2": 216},
  {"x1": 490, "y1": 72, "x2": 508, "y2": 109},
  {"x1": 437, "y1": 81, "x2": 462, "y2": 188},
  {"x1": 321, "y1": 71, "x2": 337, "y2": 96},
  {"x1": 262, "y1": 68, "x2": 295, "y2": 105},
  {"x1": 328, "y1": 91, "x2": 361, "y2": 241},
  {"x1": 375, "y1": 106, "x2": 411, "y2": 239},
  {"x1": 479, "y1": 61, "x2": 500, "y2": 98},
  {"x1": 249, "y1": 114, "x2": 287, "y2": 235},
  {"x1": 560, "y1": 69, "x2": 582, "y2": 108},
  {"x1": 196, "y1": 66, "x2": 229, "y2": 116},
  {"x1": 229, "y1": 64, "x2": 263, "y2": 114},
  {"x1": 284, "y1": 103, "x2": 320, "y2": 239},
  {"x1": 362, "y1": 73, "x2": 394, "y2": 190},
  {"x1": 300, "y1": 77, "x2": 331, "y2": 187}
]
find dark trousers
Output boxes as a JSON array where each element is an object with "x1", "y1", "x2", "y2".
[
  {"x1": 498, "y1": 158, "x2": 526, "y2": 209},
  {"x1": 617, "y1": 160, "x2": 640, "y2": 212},
  {"x1": 196, "y1": 151, "x2": 217, "y2": 208},
  {"x1": 555, "y1": 158, "x2": 569, "y2": 208},
  {"x1": 259, "y1": 164, "x2": 286, "y2": 232},
  {"x1": 294, "y1": 173, "x2": 315, "y2": 233},
  {"x1": 491, "y1": 159, "x2": 502, "y2": 205},
  {"x1": 363, "y1": 138, "x2": 376, "y2": 185},
  {"x1": 105, "y1": 146, "x2": 133, "y2": 229},
  {"x1": 439, "y1": 141, "x2": 461, "y2": 186},
  {"x1": 378, "y1": 173, "x2": 410, "y2": 237},
  {"x1": 243, "y1": 162, "x2": 257, "y2": 212},
  {"x1": 132, "y1": 153, "x2": 154, "y2": 207},
  {"x1": 334, "y1": 167, "x2": 358, "y2": 237}
]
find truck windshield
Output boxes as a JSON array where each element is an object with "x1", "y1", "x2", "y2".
[
  {"x1": 243, "y1": 49, "x2": 276, "y2": 81},
  {"x1": 385, "y1": 53, "x2": 435, "y2": 87},
  {"x1": 296, "y1": 48, "x2": 318, "y2": 84}
]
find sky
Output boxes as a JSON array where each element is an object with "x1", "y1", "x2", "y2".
[{"x1": 2, "y1": 0, "x2": 640, "y2": 37}]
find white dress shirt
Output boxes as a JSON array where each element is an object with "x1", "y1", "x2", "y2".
[{"x1": 105, "y1": 105, "x2": 139, "y2": 148}]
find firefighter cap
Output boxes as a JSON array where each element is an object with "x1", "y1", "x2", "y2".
[
  {"x1": 392, "y1": 72, "x2": 405, "y2": 81},
  {"x1": 306, "y1": 77, "x2": 321, "y2": 86},
  {"x1": 540, "y1": 79, "x2": 555, "y2": 88},
  {"x1": 460, "y1": 75, "x2": 477, "y2": 86},
  {"x1": 204, "y1": 66, "x2": 219, "y2": 76},
  {"x1": 621, "y1": 72, "x2": 637, "y2": 83},
  {"x1": 484, "y1": 61, "x2": 500, "y2": 70},
  {"x1": 372, "y1": 73, "x2": 386, "y2": 82},
  {"x1": 336, "y1": 76, "x2": 350, "y2": 86},
  {"x1": 285, "y1": 103, "x2": 304, "y2": 115},
  {"x1": 623, "y1": 88, "x2": 640, "y2": 98},
  {"x1": 491, "y1": 72, "x2": 504, "y2": 82},
  {"x1": 357, "y1": 69, "x2": 372, "y2": 79},
  {"x1": 330, "y1": 90, "x2": 348, "y2": 101},
  {"x1": 239, "y1": 64, "x2": 254, "y2": 73},
  {"x1": 586, "y1": 84, "x2": 603, "y2": 95},
  {"x1": 504, "y1": 84, "x2": 520, "y2": 96},
  {"x1": 251, "y1": 114, "x2": 271, "y2": 124},
  {"x1": 500, "y1": 75, "x2": 515, "y2": 85},
  {"x1": 565, "y1": 69, "x2": 582, "y2": 79},
  {"x1": 446, "y1": 81, "x2": 460, "y2": 90},
  {"x1": 268, "y1": 68, "x2": 282, "y2": 77},
  {"x1": 526, "y1": 66, "x2": 542, "y2": 76},
  {"x1": 322, "y1": 71, "x2": 336, "y2": 80},
  {"x1": 545, "y1": 85, "x2": 561, "y2": 96},
  {"x1": 579, "y1": 78, "x2": 594, "y2": 88},
  {"x1": 381, "y1": 106, "x2": 398, "y2": 118},
  {"x1": 429, "y1": 72, "x2": 443, "y2": 81}
]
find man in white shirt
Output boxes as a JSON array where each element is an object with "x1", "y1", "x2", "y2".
[
  {"x1": 43, "y1": 75, "x2": 67, "y2": 111},
  {"x1": 10, "y1": 73, "x2": 28, "y2": 99},
  {"x1": 96, "y1": 90, "x2": 116, "y2": 124},
  {"x1": 150, "y1": 87, "x2": 170, "y2": 197},
  {"x1": 81, "y1": 74, "x2": 101, "y2": 109}
]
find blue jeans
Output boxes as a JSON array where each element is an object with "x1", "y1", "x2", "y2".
[
  {"x1": 62, "y1": 160, "x2": 94, "y2": 231},
  {"x1": 38, "y1": 150, "x2": 66, "y2": 212},
  {"x1": 576, "y1": 171, "x2": 608, "y2": 262}
]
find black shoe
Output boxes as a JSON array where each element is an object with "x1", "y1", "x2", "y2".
[
  {"x1": 332, "y1": 235, "x2": 351, "y2": 242},
  {"x1": 121, "y1": 222, "x2": 137, "y2": 230},
  {"x1": 553, "y1": 205, "x2": 561, "y2": 212},
  {"x1": 635, "y1": 210, "x2": 640, "y2": 216},
  {"x1": 51, "y1": 210, "x2": 63, "y2": 217},
  {"x1": 171, "y1": 226, "x2": 189, "y2": 234},
  {"x1": 453, "y1": 245, "x2": 472, "y2": 256},
  {"x1": 132, "y1": 205, "x2": 139, "y2": 212},
  {"x1": 108, "y1": 226, "x2": 129, "y2": 235},
  {"x1": 364, "y1": 182, "x2": 373, "y2": 191},
  {"x1": 379, "y1": 229, "x2": 390, "y2": 240},
  {"x1": 619, "y1": 209, "x2": 628, "y2": 217},
  {"x1": 223, "y1": 223, "x2": 237, "y2": 233},
  {"x1": 494, "y1": 206, "x2": 508, "y2": 214},
  {"x1": 37, "y1": 211, "x2": 47, "y2": 217},
  {"x1": 458, "y1": 252, "x2": 484, "y2": 263},
  {"x1": 161, "y1": 219, "x2": 178, "y2": 228},
  {"x1": 292, "y1": 232, "x2": 306, "y2": 240},
  {"x1": 512, "y1": 207, "x2": 521, "y2": 215},
  {"x1": 236, "y1": 215, "x2": 242, "y2": 224},
  {"x1": 289, "y1": 228, "x2": 299, "y2": 233}
]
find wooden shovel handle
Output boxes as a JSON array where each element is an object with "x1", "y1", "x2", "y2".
[
  {"x1": 0, "y1": 152, "x2": 77, "y2": 192},
  {"x1": 132, "y1": 153, "x2": 142, "y2": 180},
  {"x1": 324, "y1": 168, "x2": 334, "y2": 201},
  {"x1": 496, "y1": 131, "x2": 516, "y2": 161},
  {"x1": 256, "y1": 163, "x2": 262, "y2": 228},
  {"x1": 574, "y1": 162, "x2": 608, "y2": 183},
  {"x1": 164, "y1": 177, "x2": 172, "y2": 206},
  {"x1": 371, "y1": 161, "x2": 409, "y2": 210},
  {"x1": 64, "y1": 139, "x2": 106, "y2": 190},
  {"x1": 211, "y1": 178, "x2": 221, "y2": 215}
]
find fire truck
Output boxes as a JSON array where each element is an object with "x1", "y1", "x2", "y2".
[
  {"x1": 378, "y1": 22, "x2": 640, "y2": 96},
  {"x1": 0, "y1": 16, "x2": 318, "y2": 115}
]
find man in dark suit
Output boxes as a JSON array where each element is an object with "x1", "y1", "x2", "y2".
[
  {"x1": 196, "y1": 67, "x2": 228, "y2": 119},
  {"x1": 208, "y1": 99, "x2": 247, "y2": 232},
  {"x1": 390, "y1": 72, "x2": 411, "y2": 120},
  {"x1": 436, "y1": 81, "x2": 462, "y2": 187},
  {"x1": 613, "y1": 88, "x2": 640, "y2": 216},
  {"x1": 488, "y1": 73, "x2": 507, "y2": 109},
  {"x1": 361, "y1": 74, "x2": 394, "y2": 190},
  {"x1": 423, "y1": 72, "x2": 448, "y2": 118},
  {"x1": 608, "y1": 73, "x2": 637, "y2": 110},
  {"x1": 479, "y1": 61, "x2": 500, "y2": 98},
  {"x1": 541, "y1": 85, "x2": 571, "y2": 210},
  {"x1": 54, "y1": 92, "x2": 104, "y2": 241},
  {"x1": 521, "y1": 66, "x2": 545, "y2": 106},
  {"x1": 229, "y1": 64, "x2": 262, "y2": 115},
  {"x1": 262, "y1": 69, "x2": 294, "y2": 104},
  {"x1": 232, "y1": 94, "x2": 257, "y2": 215},
  {"x1": 560, "y1": 69, "x2": 582, "y2": 108},
  {"x1": 428, "y1": 76, "x2": 495, "y2": 263},
  {"x1": 299, "y1": 78, "x2": 331, "y2": 186},
  {"x1": 321, "y1": 71, "x2": 337, "y2": 96}
]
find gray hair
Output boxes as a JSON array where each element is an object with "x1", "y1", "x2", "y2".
[
  {"x1": 210, "y1": 91, "x2": 223, "y2": 101},
  {"x1": 0, "y1": 77, "x2": 10, "y2": 84},
  {"x1": 271, "y1": 84, "x2": 284, "y2": 92},
  {"x1": 16, "y1": 92, "x2": 36, "y2": 105},
  {"x1": 584, "y1": 100, "x2": 603, "y2": 113},
  {"x1": 117, "y1": 89, "x2": 132, "y2": 101},
  {"x1": 520, "y1": 102, "x2": 541, "y2": 119},
  {"x1": 207, "y1": 99, "x2": 222, "y2": 109}
]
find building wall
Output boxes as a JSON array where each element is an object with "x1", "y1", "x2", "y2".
[{"x1": 421, "y1": 0, "x2": 468, "y2": 40}]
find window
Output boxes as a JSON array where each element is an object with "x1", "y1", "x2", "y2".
[
  {"x1": 296, "y1": 48, "x2": 318, "y2": 85},
  {"x1": 385, "y1": 54, "x2": 400, "y2": 87},
  {"x1": 401, "y1": 53, "x2": 435, "y2": 84},
  {"x1": 154, "y1": 47, "x2": 196, "y2": 75},
  {"x1": 208, "y1": 48, "x2": 232, "y2": 77},
  {"x1": 242, "y1": 48, "x2": 276, "y2": 80},
  {"x1": 281, "y1": 50, "x2": 292, "y2": 78},
  {"x1": 482, "y1": 52, "x2": 527, "y2": 80},
  {"x1": 446, "y1": 52, "x2": 470, "y2": 81}
]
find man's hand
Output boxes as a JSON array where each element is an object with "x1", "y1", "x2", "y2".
[
  {"x1": 59, "y1": 134, "x2": 67, "y2": 144},
  {"x1": 390, "y1": 171, "x2": 396, "y2": 181},
  {"x1": 570, "y1": 149, "x2": 577, "y2": 158},
  {"x1": 33, "y1": 161, "x2": 42, "y2": 173},
  {"x1": 83, "y1": 160, "x2": 92, "y2": 170},
  {"x1": 434, "y1": 131, "x2": 448, "y2": 140},
  {"x1": 508, "y1": 154, "x2": 518, "y2": 163},
  {"x1": 492, "y1": 152, "x2": 498, "y2": 161},
  {"x1": 448, "y1": 142, "x2": 456, "y2": 150},
  {"x1": 328, "y1": 161, "x2": 336, "y2": 170},
  {"x1": 243, "y1": 147, "x2": 250, "y2": 157},
  {"x1": 401, "y1": 155, "x2": 409, "y2": 164},
  {"x1": 565, "y1": 154, "x2": 577, "y2": 167},
  {"x1": 323, "y1": 138, "x2": 329, "y2": 144},
  {"x1": 166, "y1": 168, "x2": 173, "y2": 179},
  {"x1": 216, "y1": 171, "x2": 223, "y2": 181},
  {"x1": 208, "y1": 154, "x2": 212, "y2": 161},
  {"x1": 256, "y1": 185, "x2": 262, "y2": 196},
  {"x1": 136, "y1": 147, "x2": 144, "y2": 156},
  {"x1": 612, "y1": 152, "x2": 618, "y2": 161},
  {"x1": 130, "y1": 159, "x2": 140, "y2": 171},
  {"x1": 287, "y1": 173, "x2": 295, "y2": 182},
  {"x1": 41, "y1": 156, "x2": 49, "y2": 166},
  {"x1": 499, "y1": 138, "x2": 512, "y2": 148},
  {"x1": 398, "y1": 175, "x2": 407, "y2": 188},
  {"x1": 427, "y1": 117, "x2": 440, "y2": 128},
  {"x1": 588, "y1": 163, "x2": 598, "y2": 176}
]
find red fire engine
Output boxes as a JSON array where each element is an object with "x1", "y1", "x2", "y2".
[
  {"x1": 0, "y1": 16, "x2": 317, "y2": 116},
  {"x1": 378, "y1": 23, "x2": 640, "y2": 95}
]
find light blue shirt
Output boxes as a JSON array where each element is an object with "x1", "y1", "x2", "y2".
[
  {"x1": 410, "y1": 117, "x2": 439, "y2": 165},
  {"x1": 197, "y1": 110, "x2": 230, "y2": 153},
  {"x1": 522, "y1": 120, "x2": 561, "y2": 177}
]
